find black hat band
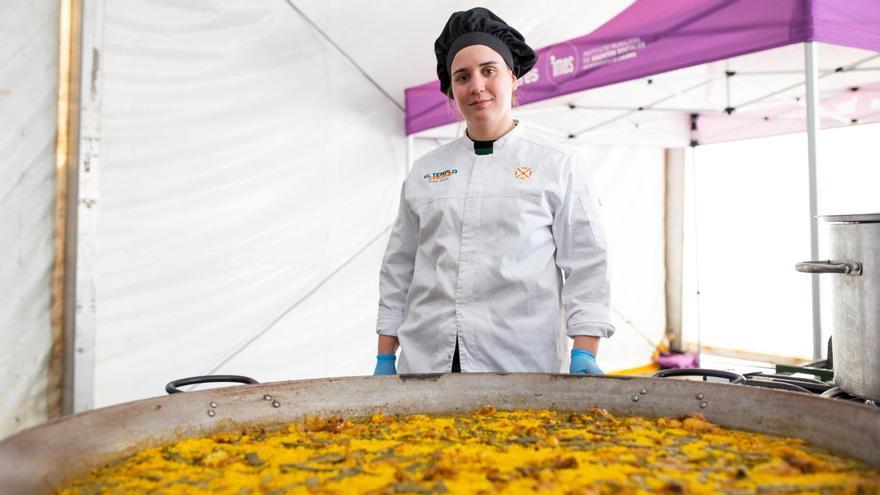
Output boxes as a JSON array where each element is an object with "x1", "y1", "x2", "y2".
[{"x1": 445, "y1": 32, "x2": 515, "y2": 86}]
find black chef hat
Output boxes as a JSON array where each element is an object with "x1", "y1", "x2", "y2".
[{"x1": 434, "y1": 7, "x2": 537, "y2": 96}]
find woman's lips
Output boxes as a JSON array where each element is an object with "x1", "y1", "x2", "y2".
[{"x1": 470, "y1": 99, "x2": 492, "y2": 109}]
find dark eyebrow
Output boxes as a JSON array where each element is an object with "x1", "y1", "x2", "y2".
[{"x1": 452, "y1": 61, "x2": 500, "y2": 75}]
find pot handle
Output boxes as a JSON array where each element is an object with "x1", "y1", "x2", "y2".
[
  {"x1": 652, "y1": 368, "x2": 746, "y2": 384},
  {"x1": 795, "y1": 260, "x2": 862, "y2": 275},
  {"x1": 166, "y1": 375, "x2": 259, "y2": 394}
]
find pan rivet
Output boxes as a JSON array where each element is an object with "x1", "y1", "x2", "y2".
[
  {"x1": 272, "y1": 400, "x2": 281, "y2": 408},
  {"x1": 207, "y1": 410, "x2": 216, "y2": 417},
  {"x1": 263, "y1": 394, "x2": 272, "y2": 401},
  {"x1": 209, "y1": 401, "x2": 217, "y2": 408},
  {"x1": 696, "y1": 393, "x2": 704, "y2": 400},
  {"x1": 639, "y1": 388, "x2": 647, "y2": 395},
  {"x1": 631, "y1": 395, "x2": 639, "y2": 402},
  {"x1": 699, "y1": 401, "x2": 708, "y2": 409}
]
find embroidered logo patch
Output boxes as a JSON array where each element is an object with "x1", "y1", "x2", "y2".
[
  {"x1": 514, "y1": 166, "x2": 532, "y2": 180},
  {"x1": 423, "y1": 168, "x2": 458, "y2": 182}
]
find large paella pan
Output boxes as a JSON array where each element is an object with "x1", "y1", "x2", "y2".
[{"x1": 1, "y1": 374, "x2": 878, "y2": 494}]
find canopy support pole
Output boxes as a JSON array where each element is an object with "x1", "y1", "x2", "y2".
[
  {"x1": 664, "y1": 148, "x2": 685, "y2": 352},
  {"x1": 51, "y1": 0, "x2": 79, "y2": 420},
  {"x1": 804, "y1": 42, "x2": 822, "y2": 360},
  {"x1": 63, "y1": 0, "x2": 105, "y2": 414}
]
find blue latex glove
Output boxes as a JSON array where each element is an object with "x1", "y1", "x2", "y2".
[
  {"x1": 570, "y1": 349, "x2": 604, "y2": 375},
  {"x1": 373, "y1": 353, "x2": 397, "y2": 375}
]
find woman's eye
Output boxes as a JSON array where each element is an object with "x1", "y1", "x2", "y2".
[
  {"x1": 456, "y1": 75, "x2": 469, "y2": 83},
  {"x1": 483, "y1": 67, "x2": 496, "y2": 76}
]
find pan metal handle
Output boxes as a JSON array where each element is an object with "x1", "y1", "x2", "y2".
[
  {"x1": 652, "y1": 368, "x2": 746, "y2": 384},
  {"x1": 743, "y1": 378, "x2": 812, "y2": 394},
  {"x1": 166, "y1": 375, "x2": 259, "y2": 394},
  {"x1": 795, "y1": 260, "x2": 862, "y2": 275}
]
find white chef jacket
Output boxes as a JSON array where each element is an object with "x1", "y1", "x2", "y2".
[{"x1": 377, "y1": 122, "x2": 614, "y2": 373}]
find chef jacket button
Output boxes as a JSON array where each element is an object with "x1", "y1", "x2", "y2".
[{"x1": 447, "y1": 354, "x2": 452, "y2": 359}]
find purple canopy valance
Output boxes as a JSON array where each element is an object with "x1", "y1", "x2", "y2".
[{"x1": 404, "y1": 0, "x2": 880, "y2": 135}]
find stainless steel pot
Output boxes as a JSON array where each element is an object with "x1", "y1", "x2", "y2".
[
  {"x1": 797, "y1": 213, "x2": 880, "y2": 401},
  {"x1": 0, "y1": 374, "x2": 878, "y2": 495}
]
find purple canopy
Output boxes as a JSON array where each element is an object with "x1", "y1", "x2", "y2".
[{"x1": 405, "y1": 0, "x2": 880, "y2": 136}]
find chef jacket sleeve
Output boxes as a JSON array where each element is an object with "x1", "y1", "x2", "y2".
[
  {"x1": 376, "y1": 181, "x2": 419, "y2": 336},
  {"x1": 552, "y1": 154, "x2": 615, "y2": 339}
]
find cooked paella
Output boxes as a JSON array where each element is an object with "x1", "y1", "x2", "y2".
[{"x1": 61, "y1": 407, "x2": 880, "y2": 494}]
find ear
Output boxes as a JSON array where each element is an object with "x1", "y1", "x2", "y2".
[{"x1": 511, "y1": 69, "x2": 518, "y2": 91}]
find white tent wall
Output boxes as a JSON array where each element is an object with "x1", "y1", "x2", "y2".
[
  {"x1": 579, "y1": 144, "x2": 666, "y2": 372},
  {"x1": 682, "y1": 134, "x2": 814, "y2": 359},
  {"x1": 94, "y1": 0, "x2": 405, "y2": 406},
  {"x1": 680, "y1": 122, "x2": 880, "y2": 360},
  {"x1": 0, "y1": 0, "x2": 59, "y2": 436}
]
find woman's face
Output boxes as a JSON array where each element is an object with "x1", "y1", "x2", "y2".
[{"x1": 450, "y1": 44, "x2": 517, "y2": 128}]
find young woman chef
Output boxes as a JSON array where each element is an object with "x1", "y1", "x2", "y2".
[{"x1": 374, "y1": 7, "x2": 613, "y2": 375}]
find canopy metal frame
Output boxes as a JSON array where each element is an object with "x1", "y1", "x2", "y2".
[{"x1": 804, "y1": 42, "x2": 823, "y2": 360}]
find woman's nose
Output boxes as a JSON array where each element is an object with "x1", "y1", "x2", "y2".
[{"x1": 468, "y1": 75, "x2": 485, "y2": 94}]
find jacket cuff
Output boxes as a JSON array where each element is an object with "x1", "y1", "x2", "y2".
[
  {"x1": 376, "y1": 311, "x2": 404, "y2": 336},
  {"x1": 567, "y1": 321, "x2": 615, "y2": 338}
]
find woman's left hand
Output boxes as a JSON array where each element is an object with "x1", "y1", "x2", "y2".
[{"x1": 569, "y1": 349, "x2": 604, "y2": 375}]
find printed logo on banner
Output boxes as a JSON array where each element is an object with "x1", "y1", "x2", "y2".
[
  {"x1": 519, "y1": 67, "x2": 540, "y2": 86},
  {"x1": 424, "y1": 168, "x2": 458, "y2": 182},
  {"x1": 544, "y1": 42, "x2": 579, "y2": 87},
  {"x1": 582, "y1": 37, "x2": 646, "y2": 71}
]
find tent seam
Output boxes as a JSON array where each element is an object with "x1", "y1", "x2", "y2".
[{"x1": 283, "y1": 0, "x2": 405, "y2": 113}]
